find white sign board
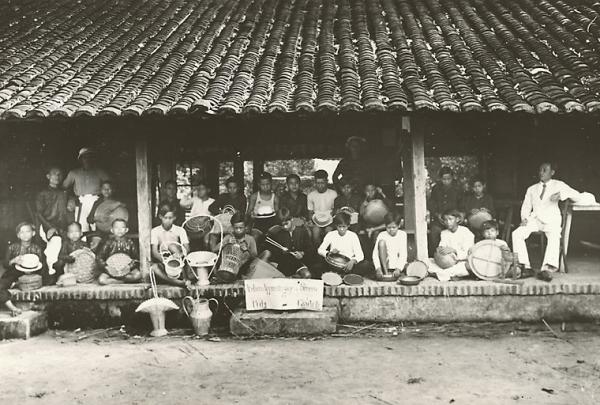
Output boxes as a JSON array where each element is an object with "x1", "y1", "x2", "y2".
[{"x1": 244, "y1": 279, "x2": 324, "y2": 312}]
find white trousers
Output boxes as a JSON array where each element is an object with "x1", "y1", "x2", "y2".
[
  {"x1": 512, "y1": 219, "x2": 561, "y2": 270},
  {"x1": 427, "y1": 259, "x2": 469, "y2": 282},
  {"x1": 78, "y1": 195, "x2": 99, "y2": 233}
]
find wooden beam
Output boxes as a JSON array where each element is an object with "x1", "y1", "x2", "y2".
[
  {"x1": 402, "y1": 116, "x2": 428, "y2": 260},
  {"x1": 136, "y1": 137, "x2": 152, "y2": 277}
]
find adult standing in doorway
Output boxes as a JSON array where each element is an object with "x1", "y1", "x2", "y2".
[
  {"x1": 63, "y1": 147, "x2": 110, "y2": 233},
  {"x1": 333, "y1": 136, "x2": 371, "y2": 193}
]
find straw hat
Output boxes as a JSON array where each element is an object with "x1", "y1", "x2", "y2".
[
  {"x1": 15, "y1": 254, "x2": 42, "y2": 273},
  {"x1": 312, "y1": 212, "x2": 333, "y2": 228}
]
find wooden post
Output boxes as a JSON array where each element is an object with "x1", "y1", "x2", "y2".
[
  {"x1": 402, "y1": 116, "x2": 428, "y2": 260},
  {"x1": 136, "y1": 137, "x2": 152, "y2": 276}
]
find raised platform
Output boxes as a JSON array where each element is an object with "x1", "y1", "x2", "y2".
[{"x1": 9, "y1": 270, "x2": 600, "y2": 326}]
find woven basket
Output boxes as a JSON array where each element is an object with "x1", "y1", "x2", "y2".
[
  {"x1": 215, "y1": 243, "x2": 244, "y2": 282},
  {"x1": 64, "y1": 248, "x2": 96, "y2": 283},
  {"x1": 183, "y1": 215, "x2": 213, "y2": 237},
  {"x1": 106, "y1": 253, "x2": 133, "y2": 278},
  {"x1": 325, "y1": 252, "x2": 351, "y2": 272},
  {"x1": 18, "y1": 274, "x2": 42, "y2": 291}
]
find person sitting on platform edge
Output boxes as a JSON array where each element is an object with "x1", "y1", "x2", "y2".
[
  {"x1": 215, "y1": 212, "x2": 258, "y2": 282},
  {"x1": 315, "y1": 212, "x2": 374, "y2": 279},
  {"x1": 53, "y1": 222, "x2": 88, "y2": 279},
  {"x1": 262, "y1": 208, "x2": 313, "y2": 279},
  {"x1": 430, "y1": 209, "x2": 474, "y2": 282},
  {"x1": 96, "y1": 219, "x2": 142, "y2": 285},
  {"x1": 428, "y1": 166, "x2": 462, "y2": 253},
  {"x1": 0, "y1": 223, "x2": 47, "y2": 316},
  {"x1": 279, "y1": 174, "x2": 309, "y2": 226},
  {"x1": 512, "y1": 162, "x2": 581, "y2": 282},
  {"x1": 150, "y1": 203, "x2": 191, "y2": 287},
  {"x1": 372, "y1": 212, "x2": 407, "y2": 281},
  {"x1": 308, "y1": 169, "x2": 338, "y2": 246}
]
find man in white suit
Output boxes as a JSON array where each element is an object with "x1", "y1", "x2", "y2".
[{"x1": 512, "y1": 162, "x2": 581, "y2": 281}]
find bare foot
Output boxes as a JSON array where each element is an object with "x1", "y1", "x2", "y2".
[{"x1": 6, "y1": 301, "x2": 22, "y2": 316}]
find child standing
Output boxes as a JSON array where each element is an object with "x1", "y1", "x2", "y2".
[
  {"x1": 53, "y1": 222, "x2": 88, "y2": 277},
  {"x1": 428, "y1": 167, "x2": 462, "y2": 252},
  {"x1": 150, "y1": 204, "x2": 191, "y2": 287},
  {"x1": 512, "y1": 162, "x2": 581, "y2": 281},
  {"x1": 96, "y1": 219, "x2": 142, "y2": 285},
  {"x1": 372, "y1": 212, "x2": 407, "y2": 280},
  {"x1": 158, "y1": 180, "x2": 186, "y2": 226},
  {"x1": 316, "y1": 212, "x2": 374, "y2": 278},
  {"x1": 262, "y1": 208, "x2": 313, "y2": 278},
  {"x1": 308, "y1": 170, "x2": 338, "y2": 245},
  {"x1": 248, "y1": 172, "x2": 279, "y2": 234},
  {"x1": 1, "y1": 223, "x2": 47, "y2": 315},
  {"x1": 279, "y1": 174, "x2": 308, "y2": 224}
]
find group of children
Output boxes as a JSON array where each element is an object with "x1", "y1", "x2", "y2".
[{"x1": 1, "y1": 159, "x2": 581, "y2": 314}]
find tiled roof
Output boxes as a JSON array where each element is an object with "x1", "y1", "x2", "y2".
[{"x1": 0, "y1": 0, "x2": 599, "y2": 119}]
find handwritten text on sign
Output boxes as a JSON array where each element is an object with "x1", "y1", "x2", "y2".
[{"x1": 244, "y1": 279, "x2": 324, "y2": 311}]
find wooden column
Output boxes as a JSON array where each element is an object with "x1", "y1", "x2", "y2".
[
  {"x1": 136, "y1": 137, "x2": 152, "y2": 276},
  {"x1": 402, "y1": 116, "x2": 428, "y2": 260}
]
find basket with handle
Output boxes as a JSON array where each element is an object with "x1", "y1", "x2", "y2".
[
  {"x1": 64, "y1": 248, "x2": 97, "y2": 283},
  {"x1": 159, "y1": 241, "x2": 187, "y2": 279},
  {"x1": 215, "y1": 242, "x2": 246, "y2": 282},
  {"x1": 182, "y1": 215, "x2": 213, "y2": 238},
  {"x1": 106, "y1": 253, "x2": 135, "y2": 278}
]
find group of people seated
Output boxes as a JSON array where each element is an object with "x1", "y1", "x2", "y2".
[{"x1": 0, "y1": 144, "x2": 586, "y2": 316}]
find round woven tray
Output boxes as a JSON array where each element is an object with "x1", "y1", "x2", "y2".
[
  {"x1": 64, "y1": 249, "x2": 96, "y2": 283},
  {"x1": 18, "y1": 274, "x2": 42, "y2": 291},
  {"x1": 106, "y1": 253, "x2": 133, "y2": 278},
  {"x1": 325, "y1": 252, "x2": 351, "y2": 271}
]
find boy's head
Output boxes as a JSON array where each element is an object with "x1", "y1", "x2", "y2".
[
  {"x1": 67, "y1": 197, "x2": 78, "y2": 213},
  {"x1": 111, "y1": 218, "x2": 129, "y2": 238},
  {"x1": 314, "y1": 170, "x2": 329, "y2": 193},
  {"x1": 100, "y1": 180, "x2": 114, "y2": 199},
  {"x1": 285, "y1": 174, "x2": 301, "y2": 193},
  {"x1": 333, "y1": 212, "x2": 351, "y2": 236},
  {"x1": 46, "y1": 167, "x2": 63, "y2": 187},
  {"x1": 441, "y1": 209, "x2": 461, "y2": 231},
  {"x1": 258, "y1": 172, "x2": 272, "y2": 193},
  {"x1": 339, "y1": 178, "x2": 353, "y2": 197},
  {"x1": 471, "y1": 176, "x2": 486, "y2": 197},
  {"x1": 364, "y1": 183, "x2": 378, "y2": 200},
  {"x1": 230, "y1": 212, "x2": 247, "y2": 239},
  {"x1": 15, "y1": 222, "x2": 35, "y2": 242},
  {"x1": 277, "y1": 208, "x2": 295, "y2": 233},
  {"x1": 158, "y1": 203, "x2": 177, "y2": 228},
  {"x1": 78, "y1": 147, "x2": 95, "y2": 169},
  {"x1": 195, "y1": 181, "x2": 210, "y2": 199},
  {"x1": 538, "y1": 162, "x2": 556, "y2": 183},
  {"x1": 163, "y1": 180, "x2": 177, "y2": 199},
  {"x1": 481, "y1": 220, "x2": 499, "y2": 241},
  {"x1": 439, "y1": 167, "x2": 454, "y2": 188},
  {"x1": 66, "y1": 222, "x2": 83, "y2": 242},
  {"x1": 345, "y1": 136, "x2": 365, "y2": 158},
  {"x1": 384, "y1": 211, "x2": 403, "y2": 236},
  {"x1": 225, "y1": 177, "x2": 240, "y2": 196}
]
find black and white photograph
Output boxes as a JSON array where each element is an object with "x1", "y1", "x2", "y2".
[{"x1": 0, "y1": 0, "x2": 599, "y2": 403}]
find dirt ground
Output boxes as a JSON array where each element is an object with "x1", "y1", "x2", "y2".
[{"x1": 1, "y1": 323, "x2": 599, "y2": 405}]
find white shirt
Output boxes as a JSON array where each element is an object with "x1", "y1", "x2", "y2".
[
  {"x1": 307, "y1": 189, "x2": 338, "y2": 215},
  {"x1": 521, "y1": 179, "x2": 580, "y2": 226},
  {"x1": 372, "y1": 230, "x2": 408, "y2": 270},
  {"x1": 150, "y1": 224, "x2": 189, "y2": 247},
  {"x1": 318, "y1": 230, "x2": 364, "y2": 262},
  {"x1": 190, "y1": 197, "x2": 215, "y2": 217},
  {"x1": 439, "y1": 226, "x2": 474, "y2": 261}
]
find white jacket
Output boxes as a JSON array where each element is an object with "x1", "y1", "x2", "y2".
[{"x1": 521, "y1": 179, "x2": 580, "y2": 226}]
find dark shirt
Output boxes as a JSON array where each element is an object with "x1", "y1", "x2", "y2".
[
  {"x1": 334, "y1": 194, "x2": 362, "y2": 213},
  {"x1": 56, "y1": 238, "x2": 88, "y2": 267},
  {"x1": 96, "y1": 235, "x2": 139, "y2": 267},
  {"x1": 461, "y1": 193, "x2": 495, "y2": 216},
  {"x1": 209, "y1": 193, "x2": 247, "y2": 216},
  {"x1": 4, "y1": 242, "x2": 45, "y2": 269},
  {"x1": 267, "y1": 225, "x2": 313, "y2": 254},
  {"x1": 428, "y1": 183, "x2": 462, "y2": 218},
  {"x1": 279, "y1": 192, "x2": 308, "y2": 219},
  {"x1": 35, "y1": 186, "x2": 69, "y2": 234},
  {"x1": 87, "y1": 196, "x2": 105, "y2": 225},
  {"x1": 333, "y1": 157, "x2": 372, "y2": 191}
]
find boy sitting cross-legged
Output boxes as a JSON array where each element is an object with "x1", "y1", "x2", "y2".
[
  {"x1": 96, "y1": 219, "x2": 142, "y2": 285},
  {"x1": 430, "y1": 209, "x2": 475, "y2": 282}
]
